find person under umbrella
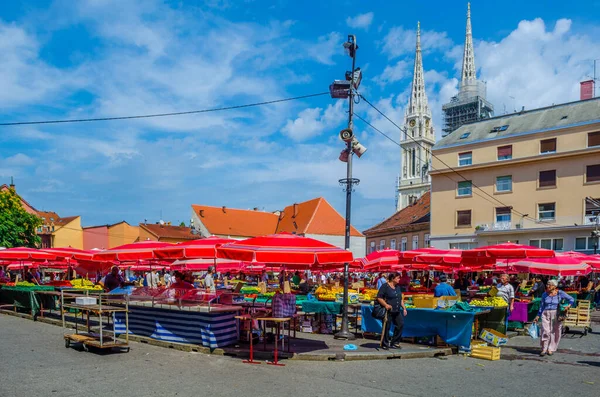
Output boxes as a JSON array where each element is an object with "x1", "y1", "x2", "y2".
[
  {"x1": 533, "y1": 279, "x2": 574, "y2": 356},
  {"x1": 376, "y1": 272, "x2": 408, "y2": 350}
]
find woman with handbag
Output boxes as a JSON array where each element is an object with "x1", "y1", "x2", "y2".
[
  {"x1": 376, "y1": 272, "x2": 407, "y2": 350},
  {"x1": 533, "y1": 279, "x2": 574, "y2": 356}
]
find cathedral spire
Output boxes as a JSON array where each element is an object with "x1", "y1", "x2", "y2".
[
  {"x1": 461, "y1": 2, "x2": 476, "y2": 87},
  {"x1": 408, "y1": 21, "x2": 428, "y2": 116}
]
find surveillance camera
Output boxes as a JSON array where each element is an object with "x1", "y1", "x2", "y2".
[{"x1": 339, "y1": 128, "x2": 354, "y2": 142}]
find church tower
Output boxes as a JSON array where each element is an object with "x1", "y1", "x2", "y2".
[
  {"x1": 396, "y1": 22, "x2": 435, "y2": 211},
  {"x1": 441, "y1": 3, "x2": 494, "y2": 135}
]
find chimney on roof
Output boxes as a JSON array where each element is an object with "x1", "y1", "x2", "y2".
[
  {"x1": 199, "y1": 210, "x2": 204, "y2": 217},
  {"x1": 222, "y1": 206, "x2": 226, "y2": 213},
  {"x1": 253, "y1": 207, "x2": 259, "y2": 211},
  {"x1": 519, "y1": 106, "x2": 525, "y2": 114},
  {"x1": 580, "y1": 80, "x2": 594, "y2": 100},
  {"x1": 9, "y1": 176, "x2": 15, "y2": 190},
  {"x1": 293, "y1": 203, "x2": 298, "y2": 218}
]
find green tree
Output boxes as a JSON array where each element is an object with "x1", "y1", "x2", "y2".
[
  {"x1": 0, "y1": 187, "x2": 42, "y2": 248},
  {"x1": 179, "y1": 221, "x2": 186, "y2": 227}
]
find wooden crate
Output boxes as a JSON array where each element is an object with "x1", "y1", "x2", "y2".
[{"x1": 470, "y1": 343, "x2": 501, "y2": 361}]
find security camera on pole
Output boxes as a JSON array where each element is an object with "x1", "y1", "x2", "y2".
[{"x1": 329, "y1": 34, "x2": 366, "y2": 340}]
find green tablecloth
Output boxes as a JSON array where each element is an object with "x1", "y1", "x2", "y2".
[
  {"x1": 0, "y1": 286, "x2": 56, "y2": 315},
  {"x1": 301, "y1": 301, "x2": 343, "y2": 314}
]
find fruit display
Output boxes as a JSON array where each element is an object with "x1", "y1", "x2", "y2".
[
  {"x1": 16, "y1": 281, "x2": 36, "y2": 287},
  {"x1": 315, "y1": 285, "x2": 358, "y2": 301},
  {"x1": 470, "y1": 297, "x2": 508, "y2": 307},
  {"x1": 359, "y1": 288, "x2": 378, "y2": 301},
  {"x1": 405, "y1": 304, "x2": 416, "y2": 309},
  {"x1": 240, "y1": 286, "x2": 261, "y2": 294},
  {"x1": 70, "y1": 279, "x2": 94, "y2": 287}
]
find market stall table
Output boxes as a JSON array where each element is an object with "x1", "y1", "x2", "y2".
[
  {"x1": 0, "y1": 285, "x2": 55, "y2": 316},
  {"x1": 255, "y1": 316, "x2": 292, "y2": 366},
  {"x1": 361, "y1": 306, "x2": 491, "y2": 348}
]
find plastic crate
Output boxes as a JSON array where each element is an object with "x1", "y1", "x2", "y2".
[{"x1": 470, "y1": 343, "x2": 501, "y2": 361}]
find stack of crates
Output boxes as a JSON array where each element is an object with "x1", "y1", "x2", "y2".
[{"x1": 564, "y1": 300, "x2": 592, "y2": 334}]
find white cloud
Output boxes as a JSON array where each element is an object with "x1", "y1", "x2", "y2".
[
  {"x1": 373, "y1": 59, "x2": 411, "y2": 87},
  {"x1": 282, "y1": 100, "x2": 345, "y2": 141},
  {"x1": 381, "y1": 26, "x2": 452, "y2": 59},
  {"x1": 4, "y1": 153, "x2": 35, "y2": 167},
  {"x1": 346, "y1": 12, "x2": 374, "y2": 30},
  {"x1": 305, "y1": 32, "x2": 343, "y2": 65}
]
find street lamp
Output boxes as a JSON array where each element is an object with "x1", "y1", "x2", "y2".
[{"x1": 331, "y1": 34, "x2": 366, "y2": 341}]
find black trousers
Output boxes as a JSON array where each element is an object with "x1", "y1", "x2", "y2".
[{"x1": 382, "y1": 311, "x2": 404, "y2": 347}]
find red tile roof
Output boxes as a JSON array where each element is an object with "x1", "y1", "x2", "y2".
[
  {"x1": 139, "y1": 223, "x2": 196, "y2": 240},
  {"x1": 192, "y1": 205, "x2": 280, "y2": 237},
  {"x1": 192, "y1": 197, "x2": 363, "y2": 239},
  {"x1": 363, "y1": 192, "x2": 430, "y2": 236},
  {"x1": 277, "y1": 197, "x2": 363, "y2": 237}
]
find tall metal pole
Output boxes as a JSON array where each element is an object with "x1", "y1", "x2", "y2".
[{"x1": 335, "y1": 35, "x2": 357, "y2": 340}]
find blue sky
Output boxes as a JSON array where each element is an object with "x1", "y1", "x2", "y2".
[{"x1": 1, "y1": 0, "x2": 600, "y2": 231}]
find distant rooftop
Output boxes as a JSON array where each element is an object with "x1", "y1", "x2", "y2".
[{"x1": 434, "y1": 97, "x2": 600, "y2": 149}]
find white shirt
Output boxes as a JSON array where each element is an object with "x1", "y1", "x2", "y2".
[
  {"x1": 146, "y1": 272, "x2": 159, "y2": 288},
  {"x1": 321, "y1": 275, "x2": 327, "y2": 284},
  {"x1": 496, "y1": 283, "x2": 515, "y2": 304},
  {"x1": 164, "y1": 273, "x2": 171, "y2": 286}
]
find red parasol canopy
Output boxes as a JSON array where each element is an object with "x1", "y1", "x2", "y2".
[
  {"x1": 42, "y1": 247, "x2": 95, "y2": 261},
  {"x1": 92, "y1": 241, "x2": 173, "y2": 262},
  {"x1": 154, "y1": 236, "x2": 236, "y2": 260},
  {"x1": 413, "y1": 249, "x2": 463, "y2": 265},
  {"x1": 510, "y1": 256, "x2": 591, "y2": 276},
  {"x1": 216, "y1": 232, "x2": 353, "y2": 269},
  {"x1": 462, "y1": 242, "x2": 555, "y2": 264},
  {"x1": 0, "y1": 247, "x2": 57, "y2": 261},
  {"x1": 170, "y1": 258, "x2": 245, "y2": 272},
  {"x1": 357, "y1": 249, "x2": 403, "y2": 270},
  {"x1": 6, "y1": 262, "x2": 39, "y2": 270}
]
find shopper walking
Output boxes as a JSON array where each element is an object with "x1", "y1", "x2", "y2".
[
  {"x1": 533, "y1": 279, "x2": 574, "y2": 356},
  {"x1": 376, "y1": 272, "x2": 407, "y2": 350}
]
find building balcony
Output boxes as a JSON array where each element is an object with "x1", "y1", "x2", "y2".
[
  {"x1": 474, "y1": 215, "x2": 596, "y2": 234},
  {"x1": 583, "y1": 214, "x2": 598, "y2": 225},
  {"x1": 475, "y1": 221, "x2": 513, "y2": 232}
]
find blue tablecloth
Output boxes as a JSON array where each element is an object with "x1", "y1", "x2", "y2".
[{"x1": 361, "y1": 306, "x2": 482, "y2": 347}]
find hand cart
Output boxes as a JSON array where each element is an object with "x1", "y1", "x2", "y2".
[
  {"x1": 61, "y1": 290, "x2": 130, "y2": 352},
  {"x1": 563, "y1": 300, "x2": 592, "y2": 336}
]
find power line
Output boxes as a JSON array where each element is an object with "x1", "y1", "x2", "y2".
[
  {"x1": 356, "y1": 96, "x2": 572, "y2": 229},
  {"x1": 0, "y1": 92, "x2": 330, "y2": 126}
]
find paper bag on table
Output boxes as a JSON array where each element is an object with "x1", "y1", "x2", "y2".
[
  {"x1": 283, "y1": 280, "x2": 291, "y2": 294},
  {"x1": 258, "y1": 281, "x2": 267, "y2": 294}
]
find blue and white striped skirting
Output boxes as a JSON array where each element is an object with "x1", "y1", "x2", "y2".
[{"x1": 114, "y1": 305, "x2": 238, "y2": 349}]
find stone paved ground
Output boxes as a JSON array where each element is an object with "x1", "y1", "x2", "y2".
[{"x1": 1, "y1": 313, "x2": 599, "y2": 397}]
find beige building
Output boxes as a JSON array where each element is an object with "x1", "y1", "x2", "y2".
[
  {"x1": 430, "y1": 98, "x2": 600, "y2": 254},
  {"x1": 364, "y1": 192, "x2": 431, "y2": 253}
]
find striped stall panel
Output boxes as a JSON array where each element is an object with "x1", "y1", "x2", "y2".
[{"x1": 114, "y1": 305, "x2": 238, "y2": 348}]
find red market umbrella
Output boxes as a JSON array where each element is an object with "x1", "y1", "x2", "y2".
[
  {"x1": 93, "y1": 241, "x2": 173, "y2": 262},
  {"x1": 217, "y1": 232, "x2": 353, "y2": 269},
  {"x1": 73, "y1": 260, "x2": 116, "y2": 276},
  {"x1": 154, "y1": 236, "x2": 236, "y2": 260},
  {"x1": 413, "y1": 249, "x2": 463, "y2": 265},
  {"x1": 511, "y1": 256, "x2": 591, "y2": 276},
  {"x1": 462, "y1": 243, "x2": 555, "y2": 264},
  {"x1": 0, "y1": 247, "x2": 57, "y2": 261},
  {"x1": 6, "y1": 262, "x2": 39, "y2": 271},
  {"x1": 170, "y1": 258, "x2": 245, "y2": 272},
  {"x1": 42, "y1": 247, "x2": 95, "y2": 261},
  {"x1": 356, "y1": 249, "x2": 402, "y2": 270}
]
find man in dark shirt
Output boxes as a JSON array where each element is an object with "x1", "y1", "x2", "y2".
[
  {"x1": 103, "y1": 266, "x2": 125, "y2": 291},
  {"x1": 528, "y1": 276, "x2": 545, "y2": 298},
  {"x1": 453, "y1": 274, "x2": 469, "y2": 291}
]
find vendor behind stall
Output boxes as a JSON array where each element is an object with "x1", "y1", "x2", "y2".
[
  {"x1": 204, "y1": 266, "x2": 216, "y2": 293},
  {"x1": 104, "y1": 266, "x2": 126, "y2": 291},
  {"x1": 434, "y1": 274, "x2": 457, "y2": 297},
  {"x1": 170, "y1": 271, "x2": 195, "y2": 290},
  {"x1": 496, "y1": 273, "x2": 515, "y2": 313},
  {"x1": 528, "y1": 276, "x2": 545, "y2": 298},
  {"x1": 453, "y1": 273, "x2": 469, "y2": 292}
]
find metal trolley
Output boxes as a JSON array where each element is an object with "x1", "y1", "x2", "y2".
[{"x1": 61, "y1": 290, "x2": 130, "y2": 352}]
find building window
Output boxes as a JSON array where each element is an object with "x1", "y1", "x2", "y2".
[
  {"x1": 424, "y1": 234, "x2": 430, "y2": 248},
  {"x1": 538, "y1": 203, "x2": 556, "y2": 221},
  {"x1": 539, "y1": 170, "x2": 556, "y2": 188},
  {"x1": 390, "y1": 239, "x2": 397, "y2": 250},
  {"x1": 586, "y1": 164, "x2": 600, "y2": 183},
  {"x1": 588, "y1": 131, "x2": 600, "y2": 147},
  {"x1": 540, "y1": 138, "x2": 557, "y2": 154},
  {"x1": 401, "y1": 237, "x2": 407, "y2": 251},
  {"x1": 457, "y1": 181, "x2": 472, "y2": 196},
  {"x1": 495, "y1": 207, "x2": 511, "y2": 223},
  {"x1": 458, "y1": 152, "x2": 472, "y2": 166},
  {"x1": 449, "y1": 242, "x2": 477, "y2": 249},
  {"x1": 412, "y1": 235, "x2": 419, "y2": 249},
  {"x1": 496, "y1": 175, "x2": 512, "y2": 192},
  {"x1": 460, "y1": 132, "x2": 471, "y2": 139},
  {"x1": 379, "y1": 240, "x2": 385, "y2": 250},
  {"x1": 585, "y1": 199, "x2": 600, "y2": 224},
  {"x1": 497, "y1": 145, "x2": 512, "y2": 160},
  {"x1": 457, "y1": 210, "x2": 472, "y2": 227},
  {"x1": 369, "y1": 241, "x2": 376, "y2": 253},
  {"x1": 575, "y1": 237, "x2": 597, "y2": 251},
  {"x1": 530, "y1": 238, "x2": 563, "y2": 251}
]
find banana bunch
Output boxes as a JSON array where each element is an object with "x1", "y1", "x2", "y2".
[
  {"x1": 470, "y1": 297, "x2": 508, "y2": 307},
  {"x1": 73, "y1": 285, "x2": 103, "y2": 291}
]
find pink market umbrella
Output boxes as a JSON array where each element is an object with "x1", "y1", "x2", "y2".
[
  {"x1": 93, "y1": 241, "x2": 173, "y2": 262},
  {"x1": 511, "y1": 256, "x2": 591, "y2": 276},
  {"x1": 154, "y1": 236, "x2": 236, "y2": 260},
  {"x1": 217, "y1": 232, "x2": 353, "y2": 269},
  {"x1": 462, "y1": 243, "x2": 555, "y2": 264},
  {"x1": 42, "y1": 247, "x2": 95, "y2": 261},
  {"x1": 170, "y1": 258, "x2": 246, "y2": 272},
  {"x1": 0, "y1": 247, "x2": 57, "y2": 261}
]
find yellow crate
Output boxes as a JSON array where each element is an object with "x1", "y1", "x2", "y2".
[
  {"x1": 412, "y1": 295, "x2": 438, "y2": 308},
  {"x1": 470, "y1": 343, "x2": 501, "y2": 361}
]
